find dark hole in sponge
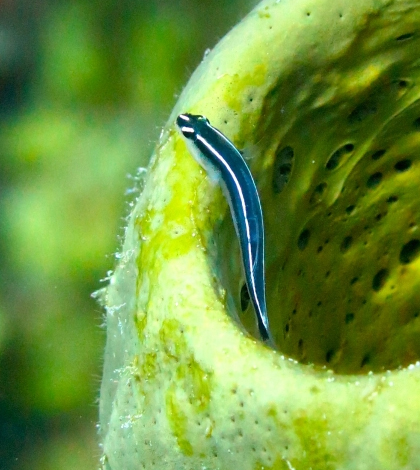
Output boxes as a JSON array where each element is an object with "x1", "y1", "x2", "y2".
[
  {"x1": 325, "y1": 349, "x2": 334, "y2": 363},
  {"x1": 387, "y1": 195, "x2": 398, "y2": 203},
  {"x1": 345, "y1": 204, "x2": 355, "y2": 215},
  {"x1": 348, "y1": 100, "x2": 377, "y2": 124},
  {"x1": 414, "y1": 117, "x2": 420, "y2": 130},
  {"x1": 372, "y1": 268, "x2": 389, "y2": 292},
  {"x1": 309, "y1": 182, "x2": 327, "y2": 204},
  {"x1": 240, "y1": 283, "x2": 250, "y2": 311},
  {"x1": 394, "y1": 159, "x2": 412, "y2": 172},
  {"x1": 298, "y1": 339, "x2": 303, "y2": 353},
  {"x1": 366, "y1": 172, "x2": 382, "y2": 188},
  {"x1": 400, "y1": 239, "x2": 420, "y2": 264},
  {"x1": 340, "y1": 235, "x2": 353, "y2": 253},
  {"x1": 361, "y1": 354, "x2": 370, "y2": 368},
  {"x1": 326, "y1": 143, "x2": 354, "y2": 170},
  {"x1": 395, "y1": 32, "x2": 414, "y2": 41},
  {"x1": 371, "y1": 149, "x2": 386, "y2": 160},
  {"x1": 273, "y1": 145, "x2": 294, "y2": 193},
  {"x1": 345, "y1": 312, "x2": 355, "y2": 324},
  {"x1": 297, "y1": 228, "x2": 310, "y2": 250}
]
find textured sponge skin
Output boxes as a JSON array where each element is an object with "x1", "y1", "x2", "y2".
[{"x1": 99, "y1": 0, "x2": 420, "y2": 469}]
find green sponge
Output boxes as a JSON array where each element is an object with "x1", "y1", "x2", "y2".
[{"x1": 100, "y1": 0, "x2": 420, "y2": 468}]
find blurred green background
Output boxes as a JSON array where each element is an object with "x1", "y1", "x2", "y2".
[{"x1": 0, "y1": 1, "x2": 257, "y2": 469}]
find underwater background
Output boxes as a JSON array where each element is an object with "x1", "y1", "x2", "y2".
[{"x1": 0, "y1": 1, "x2": 257, "y2": 468}]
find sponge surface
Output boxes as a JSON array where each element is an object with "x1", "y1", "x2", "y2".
[{"x1": 100, "y1": 0, "x2": 420, "y2": 469}]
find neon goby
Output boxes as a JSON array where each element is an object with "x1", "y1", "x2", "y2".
[{"x1": 176, "y1": 113, "x2": 272, "y2": 343}]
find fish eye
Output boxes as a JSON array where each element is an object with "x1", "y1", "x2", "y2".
[{"x1": 198, "y1": 115, "x2": 210, "y2": 124}]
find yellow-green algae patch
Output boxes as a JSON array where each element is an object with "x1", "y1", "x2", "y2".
[
  {"x1": 163, "y1": 318, "x2": 213, "y2": 458},
  {"x1": 100, "y1": 0, "x2": 420, "y2": 469}
]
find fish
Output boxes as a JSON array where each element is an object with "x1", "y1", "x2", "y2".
[{"x1": 176, "y1": 113, "x2": 272, "y2": 344}]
